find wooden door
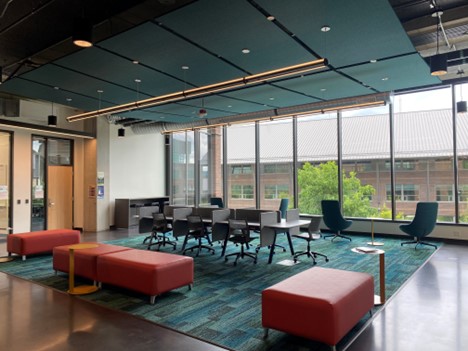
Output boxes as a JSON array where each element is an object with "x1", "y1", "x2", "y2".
[{"x1": 47, "y1": 166, "x2": 73, "y2": 229}]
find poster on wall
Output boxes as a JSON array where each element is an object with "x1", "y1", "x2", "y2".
[
  {"x1": 97, "y1": 172, "x2": 104, "y2": 199},
  {"x1": 97, "y1": 172, "x2": 105, "y2": 185}
]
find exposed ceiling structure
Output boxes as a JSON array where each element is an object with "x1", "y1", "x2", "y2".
[{"x1": 0, "y1": 0, "x2": 466, "y2": 127}]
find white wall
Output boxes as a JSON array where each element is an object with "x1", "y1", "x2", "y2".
[{"x1": 108, "y1": 123, "x2": 165, "y2": 226}]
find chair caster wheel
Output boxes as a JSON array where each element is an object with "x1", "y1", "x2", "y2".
[
  {"x1": 212, "y1": 251, "x2": 215, "y2": 255},
  {"x1": 293, "y1": 259, "x2": 297, "y2": 263},
  {"x1": 282, "y1": 248, "x2": 286, "y2": 252},
  {"x1": 233, "y1": 262, "x2": 237, "y2": 266},
  {"x1": 225, "y1": 257, "x2": 228, "y2": 262},
  {"x1": 254, "y1": 260, "x2": 257, "y2": 264},
  {"x1": 325, "y1": 258, "x2": 329, "y2": 262}
]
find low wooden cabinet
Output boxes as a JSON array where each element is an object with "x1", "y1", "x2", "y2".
[{"x1": 114, "y1": 197, "x2": 169, "y2": 228}]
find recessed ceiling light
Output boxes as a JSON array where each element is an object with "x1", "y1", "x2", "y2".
[
  {"x1": 97, "y1": 89, "x2": 103, "y2": 93},
  {"x1": 381, "y1": 77, "x2": 389, "y2": 81},
  {"x1": 66, "y1": 98, "x2": 72, "y2": 102},
  {"x1": 132, "y1": 60, "x2": 139, "y2": 64},
  {"x1": 370, "y1": 59, "x2": 377, "y2": 63},
  {"x1": 242, "y1": 48, "x2": 250, "y2": 54},
  {"x1": 267, "y1": 15, "x2": 275, "y2": 21},
  {"x1": 135, "y1": 79, "x2": 141, "y2": 83},
  {"x1": 54, "y1": 86, "x2": 59, "y2": 90},
  {"x1": 227, "y1": 105, "x2": 232, "y2": 108},
  {"x1": 181, "y1": 65, "x2": 189, "y2": 70},
  {"x1": 321, "y1": 25, "x2": 331, "y2": 32},
  {"x1": 320, "y1": 88, "x2": 327, "y2": 92},
  {"x1": 269, "y1": 97, "x2": 275, "y2": 100}
]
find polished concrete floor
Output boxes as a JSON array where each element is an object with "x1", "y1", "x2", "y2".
[{"x1": 1, "y1": 229, "x2": 467, "y2": 351}]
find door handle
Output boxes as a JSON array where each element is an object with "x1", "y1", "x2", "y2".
[{"x1": 48, "y1": 199, "x2": 55, "y2": 207}]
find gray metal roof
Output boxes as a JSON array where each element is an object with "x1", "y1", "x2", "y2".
[{"x1": 227, "y1": 109, "x2": 468, "y2": 164}]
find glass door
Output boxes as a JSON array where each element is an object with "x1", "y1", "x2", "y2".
[{"x1": 31, "y1": 136, "x2": 73, "y2": 230}]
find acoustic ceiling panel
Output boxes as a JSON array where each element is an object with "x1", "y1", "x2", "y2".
[
  {"x1": 275, "y1": 70, "x2": 372, "y2": 101},
  {"x1": 159, "y1": 0, "x2": 315, "y2": 73},
  {"x1": 99, "y1": 21, "x2": 245, "y2": 87},
  {"x1": 340, "y1": 53, "x2": 440, "y2": 91},
  {"x1": 257, "y1": 0, "x2": 417, "y2": 68}
]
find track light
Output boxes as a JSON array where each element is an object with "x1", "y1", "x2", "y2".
[
  {"x1": 118, "y1": 128, "x2": 125, "y2": 138},
  {"x1": 67, "y1": 58, "x2": 328, "y2": 122},
  {"x1": 73, "y1": 18, "x2": 93, "y2": 48}
]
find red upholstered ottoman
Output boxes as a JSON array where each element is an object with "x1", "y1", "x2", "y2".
[
  {"x1": 7, "y1": 229, "x2": 81, "y2": 261},
  {"x1": 53, "y1": 243, "x2": 131, "y2": 282},
  {"x1": 96, "y1": 249, "x2": 194, "y2": 304},
  {"x1": 262, "y1": 267, "x2": 374, "y2": 350}
]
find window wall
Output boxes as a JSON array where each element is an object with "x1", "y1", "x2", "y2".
[
  {"x1": 168, "y1": 80, "x2": 468, "y2": 224},
  {"x1": 172, "y1": 131, "x2": 195, "y2": 205},
  {"x1": 259, "y1": 119, "x2": 293, "y2": 211},
  {"x1": 456, "y1": 82, "x2": 468, "y2": 223},
  {"x1": 226, "y1": 123, "x2": 256, "y2": 209},
  {"x1": 342, "y1": 105, "x2": 391, "y2": 218},
  {"x1": 393, "y1": 87, "x2": 454, "y2": 222},
  {"x1": 297, "y1": 113, "x2": 338, "y2": 215},
  {"x1": 198, "y1": 127, "x2": 223, "y2": 206}
]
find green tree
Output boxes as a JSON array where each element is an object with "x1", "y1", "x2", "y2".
[{"x1": 297, "y1": 161, "x2": 377, "y2": 217}]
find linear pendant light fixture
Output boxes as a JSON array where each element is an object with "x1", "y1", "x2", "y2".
[{"x1": 67, "y1": 58, "x2": 328, "y2": 122}]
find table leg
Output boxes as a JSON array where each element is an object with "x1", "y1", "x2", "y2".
[
  {"x1": 379, "y1": 253, "x2": 385, "y2": 303},
  {"x1": 268, "y1": 233, "x2": 277, "y2": 264},
  {"x1": 286, "y1": 231, "x2": 295, "y2": 255}
]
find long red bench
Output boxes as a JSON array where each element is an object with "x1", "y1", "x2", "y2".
[
  {"x1": 52, "y1": 244, "x2": 194, "y2": 304},
  {"x1": 97, "y1": 249, "x2": 194, "y2": 304},
  {"x1": 262, "y1": 267, "x2": 374, "y2": 351},
  {"x1": 7, "y1": 229, "x2": 81, "y2": 261}
]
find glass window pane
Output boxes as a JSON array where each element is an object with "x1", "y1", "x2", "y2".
[
  {"x1": 456, "y1": 82, "x2": 468, "y2": 223},
  {"x1": 342, "y1": 105, "x2": 391, "y2": 218},
  {"x1": 394, "y1": 87, "x2": 454, "y2": 222},
  {"x1": 32, "y1": 137, "x2": 46, "y2": 231},
  {"x1": 0, "y1": 132, "x2": 11, "y2": 230},
  {"x1": 226, "y1": 123, "x2": 255, "y2": 209},
  {"x1": 259, "y1": 119, "x2": 293, "y2": 211},
  {"x1": 297, "y1": 113, "x2": 338, "y2": 215},
  {"x1": 47, "y1": 139, "x2": 72, "y2": 165},
  {"x1": 172, "y1": 131, "x2": 195, "y2": 205},
  {"x1": 198, "y1": 127, "x2": 223, "y2": 206}
]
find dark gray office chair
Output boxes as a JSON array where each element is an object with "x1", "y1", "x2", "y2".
[
  {"x1": 225, "y1": 219, "x2": 257, "y2": 266},
  {"x1": 182, "y1": 215, "x2": 215, "y2": 256},
  {"x1": 321, "y1": 200, "x2": 353, "y2": 241},
  {"x1": 293, "y1": 215, "x2": 329, "y2": 264},
  {"x1": 147, "y1": 213, "x2": 176, "y2": 251},
  {"x1": 400, "y1": 202, "x2": 438, "y2": 249},
  {"x1": 210, "y1": 197, "x2": 224, "y2": 208}
]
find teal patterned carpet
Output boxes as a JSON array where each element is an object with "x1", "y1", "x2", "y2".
[{"x1": 0, "y1": 233, "x2": 438, "y2": 351}]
